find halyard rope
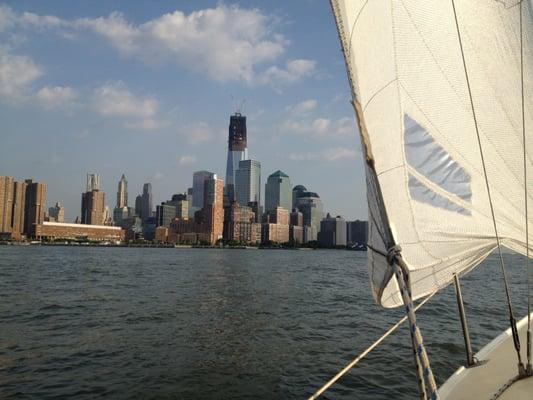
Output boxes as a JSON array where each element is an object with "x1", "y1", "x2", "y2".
[
  {"x1": 451, "y1": 0, "x2": 525, "y2": 373},
  {"x1": 519, "y1": 0, "x2": 532, "y2": 375},
  {"x1": 308, "y1": 288, "x2": 438, "y2": 400}
]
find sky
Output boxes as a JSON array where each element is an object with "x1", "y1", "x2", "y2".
[{"x1": 0, "y1": 0, "x2": 366, "y2": 221}]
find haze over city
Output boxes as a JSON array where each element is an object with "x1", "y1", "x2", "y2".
[{"x1": 0, "y1": 0, "x2": 365, "y2": 222}]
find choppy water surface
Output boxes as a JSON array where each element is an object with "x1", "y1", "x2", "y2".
[{"x1": 0, "y1": 247, "x2": 529, "y2": 399}]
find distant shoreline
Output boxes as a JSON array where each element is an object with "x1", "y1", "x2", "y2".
[{"x1": 0, "y1": 241, "x2": 367, "y2": 251}]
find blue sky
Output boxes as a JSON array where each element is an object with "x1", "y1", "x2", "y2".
[{"x1": 0, "y1": 0, "x2": 365, "y2": 221}]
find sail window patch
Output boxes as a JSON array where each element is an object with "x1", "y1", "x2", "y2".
[
  {"x1": 408, "y1": 174, "x2": 470, "y2": 215},
  {"x1": 404, "y1": 114, "x2": 472, "y2": 202}
]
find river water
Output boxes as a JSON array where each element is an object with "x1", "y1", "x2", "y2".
[{"x1": 0, "y1": 247, "x2": 529, "y2": 399}]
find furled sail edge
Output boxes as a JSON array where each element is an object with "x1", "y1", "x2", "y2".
[{"x1": 330, "y1": 0, "x2": 398, "y2": 304}]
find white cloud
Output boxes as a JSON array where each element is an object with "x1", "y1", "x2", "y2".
[
  {"x1": 179, "y1": 155, "x2": 196, "y2": 165},
  {"x1": 258, "y1": 59, "x2": 316, "y2": 87},
  {"x1": 20, "y1": 11, "x2": 68, "y2": 30},
  {"x1": 0, "y1": 48, "x2": 42, "y2": 101},
  {"x1": 0, "y1": 5, "x2": 317, "y2": 87},
  {"x1": 323, "y1": 147, "x2": 357, "y2": 161},
  {"x1": 285, "y1": 99, "x2": 317, "y2": 115},
  {"x1": 35, "y1": 85, "x2": 76, "y2": 107},
  {"x1": 282, "y1": 116, "x2": 353, "y2": 137},
  {"x1": 75, "y1": 6, "x2": 289, "y2": 84},
  {"x1": 288, "y1": 147, "x2": 357, "y2": 162},
  {"x1": 93, "y1": 81, "x2": 161, "y2": 130},
  {"x1": 335, "y1": 117, "x2": 355, "y2": 135},
  {"x1": 0, "y1": 5, "x2": 15, "y2": 32}
]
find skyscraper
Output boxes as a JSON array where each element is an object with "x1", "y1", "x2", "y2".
[
  {"x1": 235, "y1": 159, "x2": 261, "y2": 207},
  {"x1": 48, "y1": 202, "x2": 65, "y2": 223},
  {"x1": 192, "y1": 171, "x2": 215, "y2": 209},
  {"x1": 292, "y1": 185, "x2": 307, "y2": 209},
  {"x1": 318, "y1": 214, "x2": 347, "y2": 247},
  {"x1": 24, "y1": 179, "x2": 47, "y2": 236},
  {"x1": 140, "y1": 183, "x2": 153, "y2": 223},
  {"x1": 166, "y1": 194, "x2": 189, "y2": 219},
  {"x1": 265, "y1": 170, "x2": 291, "y2": 214},
  {"x1": 86, "y1": 173, "x2": 100, "y2": 192},
  {"x1": 135, "y1": 195, "x2": 142, "y2": 217},
  {"x1": 294, "y1": 191, "x2": 324, "y2": 241},
  {"x1": 156, "y1": 203, "x2": 176, "y2": 227},
  {"x1": 81, "y1": 190, "x2": 105, "y2": 225},
  {"x1": 225, "y1": 113, "x2": 248, "y2": 203},
  {"x1": 116, "y1": 174, "x2": 128, "y2": 208}
]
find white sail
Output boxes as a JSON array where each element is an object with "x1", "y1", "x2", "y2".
[{"x1": 331, "y1": 0, "x2": 533, "y2": 307}]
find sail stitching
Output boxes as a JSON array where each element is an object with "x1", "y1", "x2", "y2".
[
  {"x1": 390, "y1": 2, "x2": 434, "y2": 398},
  {"x1": 458, "y1": 20, "x2": 533, "y2": 172},
  {"x1": 346, "y1": 0, "x2": 370, "y2": 63},
  {"x1": 399, "y1": 0, "x2": 533, "y2": 174}
]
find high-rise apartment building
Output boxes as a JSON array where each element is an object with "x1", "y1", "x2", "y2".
[
  {"x1": 261, "y1": 206, "x2": 290, "y2": 244},
  {"x1": 11, "y1": 181, "x2": 27, "y2": 240},
  {"x1": 24, "y1": 179, "x2": 47, "y2": 236},
  {"x1": 202, "y1": 175, "x2": 224, "y2": 244},
  {"x1": 223, "y1": 202, "x2": 261, "y2": 243},
  {"x1": 192, "y1": 171, "x2": 215, "y2": 209},
  {"x1": 48, "y1": 202, "x2": 65, "y2": 223},
  {"x1": 0, "y1": 176, "x2": 14, "y2": 234},
  {"x1": 116, "y1": 174, "x2": 128, "y2": 208},
  {"x1": 225, "y1": 113, "x2": 248, "y2": 203},
  {"x1": 81, "y1": 190, "x2": 105, "y2": 225},
  {"x1": 86, "y1": 173, "x2": 100, "y2": 192},
  {"x1": 235, "y1": 159, "x2": 261, "y2": 208},
  {"x1": 265, "y1": 170, "x2": 291, "y2": 214}
]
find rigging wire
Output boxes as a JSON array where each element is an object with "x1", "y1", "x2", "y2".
[
  {"x1": 450, "y1": 0, "x2": 525, "y2": 373},
  {"x1": 520, "y1": 0, "x2": 532, "y2": 374},
  {"x1": 308, "y1": 290, "x2": 438, "y2": 400}
]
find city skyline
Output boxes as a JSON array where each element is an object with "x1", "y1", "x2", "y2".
[{"x1": 0, "y1": 1, "x2": 366, "y2": 222}]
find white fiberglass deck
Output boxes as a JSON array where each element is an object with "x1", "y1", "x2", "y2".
[{"x1": 439, "y1": 313, "x2": 533, "y2": 399}]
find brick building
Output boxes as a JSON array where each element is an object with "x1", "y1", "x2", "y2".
[{"x1": 261, "y1": 206, "x2": 289, "y2": 243}]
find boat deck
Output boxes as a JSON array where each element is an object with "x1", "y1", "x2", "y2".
[{"x1": 439, "y1": 313, "x2": 533, "y2": 399}]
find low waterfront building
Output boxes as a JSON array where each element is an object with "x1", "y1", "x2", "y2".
[
  {"x1": 34, "y1": 221, "x2": 125, "y2": 242},
  {"x1": 154, "y1": 226, "x2": 168, "y2": 242}
]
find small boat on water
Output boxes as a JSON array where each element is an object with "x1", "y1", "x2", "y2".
[{"x1": 313, "y1": 0, "x2": 533, "y2": 398}]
